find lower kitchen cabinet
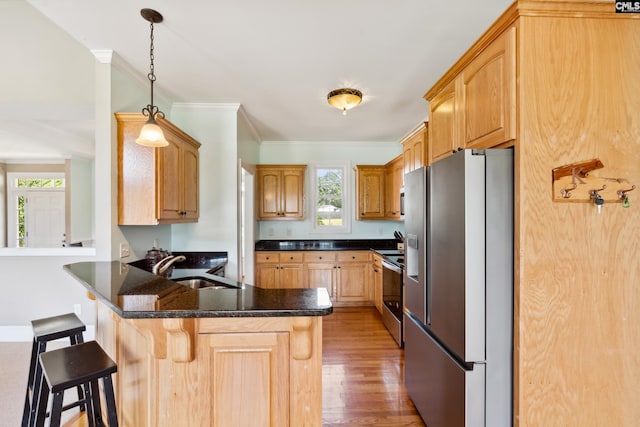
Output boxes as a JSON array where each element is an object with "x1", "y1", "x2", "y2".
[
  {"x1": 372, "y1": 253, "x2": 384, "y2": 314},
  {"x1": 255, "y1": 252, "x2": 304, "y2": 289},
  {"x1": 256, "y1": 250, "x2": 373, "y2": 306}
]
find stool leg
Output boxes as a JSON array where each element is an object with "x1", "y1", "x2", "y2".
[
  {"x1": 103, "y1": 375, "x2": 119, "y2": 427},
  {"x1": 48, "y1": 392, "x2": 64, "y2": 427},
  {"x1": 89, "y1": 379, "x2": 103, "y2": 426},
  {"x1": 70, "y1": 332, "x2": 87, "y2": 412},
  {"x1": 29, "y1": 341, "x2": 47, "y2": 427},
  {"x1": 21, "y1": 339, "x2": 38, "y2": 427},
  {"x1": 34, "y1": 377, "x2": 50, "y2": 427}
]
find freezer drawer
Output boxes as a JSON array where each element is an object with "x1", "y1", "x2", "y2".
[{"x1": 404, "y1": 315, "x2": 485, "y2": 427}]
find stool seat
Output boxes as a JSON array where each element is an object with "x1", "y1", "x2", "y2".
[
  {"x1": 39, "y1": 340, "x2": 117, "y2": 392},
  {"x1": 36, "y1": 340, "x2": 118, "y2": 427},
  {"x1": 32, "y1": 313, "x2": 86, "y2": 342}
]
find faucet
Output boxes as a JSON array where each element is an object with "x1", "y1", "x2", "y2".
[{"x1": 152, "y1": 255, "x2": 186, "y2": 276}]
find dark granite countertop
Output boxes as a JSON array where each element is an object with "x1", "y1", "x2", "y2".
[
  {"x1": 255, "y1": 239, "x2": 399, "y2": 251},
  {"x1": 64, "y1": 261, "x2": 332, "y2": 319}
]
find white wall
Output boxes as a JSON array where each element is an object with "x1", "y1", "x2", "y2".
[
  {"x1": 257, "y1": 141, "x2": 405, "y2": 240},
  {"x1": 169, "y1": 104, "x2": 245, "y2": 281}
]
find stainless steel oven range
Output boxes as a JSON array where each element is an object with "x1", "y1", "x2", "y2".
[{"x1": 381, "y1": 255, "x2": 404, "y2": 347}]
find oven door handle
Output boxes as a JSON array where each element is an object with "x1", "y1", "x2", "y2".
[{"x1": 381, "y1": 259, "x2": 402, "y2": 274}]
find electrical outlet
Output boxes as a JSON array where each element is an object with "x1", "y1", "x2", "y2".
[{"x1": 120, "y1": 242, "x2": 131, "y2": 258}]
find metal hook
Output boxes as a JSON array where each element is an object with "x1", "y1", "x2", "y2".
[
  {"x1": 589, "y1": 185, "x2": 607, "y2": 201},
  {"x1": 560, "y1": 183, "x2": 577, "y2": 198},
  {"x1": 617, "y1": 184, "x2": 636, "y2": 200}
]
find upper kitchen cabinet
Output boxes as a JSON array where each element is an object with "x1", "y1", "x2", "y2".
[
  {"x1": 427, "y1": 79, "x2": 459, "y2": 164},
  {"x1": 385, "y1": 155, "x2": 404, "y2": 220},
  {"x1": 402, "y1": 122, "x2": 428, "y2": 173},
  {"x1": 459, "y1": 26, "x2": 516, "y2": 149},
  {"x1": 425, "y1": 24, "x2": 516, "y2": 161},
  {"x1": 256, "y1": 165, "x2": 306, "y2": 220},
  {"x1": 354, "y1": 165, "x2": 386, "y2": 220},
  {"x1": 116, "y1": 113, "x2": 201, "y2": 225}
]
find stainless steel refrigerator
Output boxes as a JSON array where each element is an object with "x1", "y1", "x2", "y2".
[{"x1": 403, "y1": 149, "x2": 513, "y2": 427}]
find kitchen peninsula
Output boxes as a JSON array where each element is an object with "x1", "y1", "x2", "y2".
[{"x1": 64, "y1": 261, "x2": 332, "y2": 427}]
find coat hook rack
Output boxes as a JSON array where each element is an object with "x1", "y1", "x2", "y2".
[{"x1": 552, "y1": 158, "x2": 635, "y2": 206}]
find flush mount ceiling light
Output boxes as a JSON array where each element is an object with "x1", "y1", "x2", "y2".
[
  {"x1": 136, "y1": 8, "x2": 169, "y2": 147},
  {"x1": 327, "y1": 88, "x2": 363, "y2": 115}
]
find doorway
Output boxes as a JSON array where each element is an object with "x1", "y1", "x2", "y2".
[{"x1": 239, "y1": 161, "x2": 255, "y2": 284}]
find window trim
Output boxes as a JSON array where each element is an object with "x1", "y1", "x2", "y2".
[{"x1": 309, "y1": 162, "x2": 351, "y2": 234}]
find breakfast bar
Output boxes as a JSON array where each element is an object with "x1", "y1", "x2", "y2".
[{"x1": 64, "y1": 261, "x2": 332, "y2": 427}]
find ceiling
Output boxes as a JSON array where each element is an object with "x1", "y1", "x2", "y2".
[{"x1": 1, "y1": 0, "x2": 513, "y2": 160}]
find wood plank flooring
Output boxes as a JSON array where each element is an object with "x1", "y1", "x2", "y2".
[{"x1": 322, "y1": 307, "x2": 425, "y2": 426}]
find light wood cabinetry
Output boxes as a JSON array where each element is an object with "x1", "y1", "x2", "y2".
[
  {"x1": 354, "y1": 165, "x2": 386, "y2": 220},
  {"x1": 116, "y1": 113, "x2": 201, "y2": 225},
  {"x1": 427, "y1": 79, "x2": 459, "y2": 164},
  {"x1": 256, "y1": 165, "x2": 306, "y2": 220},
  {"x1": 371, "y1": 253, "x2": 384, "y2": 314},
  {"x1": 384, "y1": 155, "x2": 404, "y2": 220},
  {"x1": 95, "y1": 301, "x2": 323, "y2": 426},
  {"x1": 401, "y1": 122, "x2": 428, "y2": 173},
  {"x1": 255, "y1": 252, "x2": 304, "y2": 289},
  {"x1": 334, "y1": 251, "x2": 371, "y2": 304},
  {"x1": 459, "y1": 26, "x2": 516, "y2": 149},
  {"x1": 257, "y1": 250, "x2": 373, "y2": 306},
  {"x1": 423, "y1": 3, "x2": 640, "y2": 425}
]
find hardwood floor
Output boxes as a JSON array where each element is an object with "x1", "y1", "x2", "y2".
[
  {"x1": 322, "y1": 307, "x2": 425, "y2": 426},
  {"x1": 3, "y1": 307, "x2": 424, "y2": 427}
]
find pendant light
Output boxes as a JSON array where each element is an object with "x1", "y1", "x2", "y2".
[
  {"x1": 136, "y1": 8, "x2": 169, "y2": 147},
  {"x1": 327, "y1": 88, "x2": 363, "y2": 115}
]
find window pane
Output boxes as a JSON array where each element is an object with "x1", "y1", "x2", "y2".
[{"x1": 316, "y1": 168, "x2": 343, "y2": 227}]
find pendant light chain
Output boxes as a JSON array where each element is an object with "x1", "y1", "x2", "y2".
[{"x1": 142, "y1": 18, "x2": 164, "y2": 120}]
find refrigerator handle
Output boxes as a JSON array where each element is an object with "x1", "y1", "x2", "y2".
[{"x1": 426, "y1": 242, "x2": 431, "y2": 326}]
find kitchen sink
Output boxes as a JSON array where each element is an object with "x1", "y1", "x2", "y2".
[{"x1": 172, "y1": 276, "x2": 238, "y2": 290}]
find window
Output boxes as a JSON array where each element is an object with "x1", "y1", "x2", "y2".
[
  {"x1": 310, "y1": 163, "x2": 351, "y2": 233},
  {"x1": 7, "y1": 173, "x2": 65, "y2": 248}
]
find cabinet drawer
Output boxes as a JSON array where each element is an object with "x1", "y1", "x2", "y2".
[
  {"x1": 256, "y1": 252, "x2": 280, "y2": 263},
  {"x1": 337, "y1": 251, "x2": 371, "y2": 263},
  {"x1": 279, "y1": 252, "x2": 304, "y2": 263},
  {"x1": 303, "y1": 252, "x2": 336, "y2": 263}
]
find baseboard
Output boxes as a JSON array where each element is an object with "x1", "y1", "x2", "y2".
[{"x1": 0, "y1": 325, "x2": 96, "y2": 342}]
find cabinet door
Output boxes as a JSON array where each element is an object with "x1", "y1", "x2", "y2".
[
  {"x1": 372, "y1": 256, "x2": 383, "y2": 314},
  {"x1": 257, "y1": 168, "x2": 282, "y2": 219},
  {"x1": 278, "y1": 264, "x2": 305, "y2": 289},
  {"x1": 255, "y1": 263, "x2": 279, "y2": 289},
  {"x1": 336, "y1": 262, "x2": 370, "y2": 303},
  {"x1": 306, "y1": 263, "x2": 336, "y2": 299},
  {"x1": 385, "y1": 157, "x2": 404, "y2": 219},
  {"x1": 157, "y1": 138, "x2": 183, "y2": 221},
  {"x1": 281, "y1": 168, "x2": 305, "y2": 219},
  {"x1": 461, "y1": 27, "x2": 516, "y2": 149},
  {"x1": 429, "y1": 79, "x2": 458, "y2": 164},
  {"x1": 355, "y1": 167, "x2": 385, "y2": 220},
  {"x1": 181, "y1": 142, "x2": 199, "y2": 220},
  {"x1": 199, "y1": 332, "x2": 290, "y2": 427}
]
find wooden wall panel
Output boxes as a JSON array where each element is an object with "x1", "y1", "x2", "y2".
[{"x1": 517, "y1": 14, "x2": 640, "y2": 426}]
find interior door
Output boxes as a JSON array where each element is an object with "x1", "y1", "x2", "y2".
[{"x1": 26, "y1": 191, "x2": 65, "y2": 247}]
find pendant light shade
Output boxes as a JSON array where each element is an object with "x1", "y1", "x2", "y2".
[
  {"x1": 136, "y1": 117, "x2": 168, "y2": 147},
  {"x1": 137, "y1": 8, "x2": 169, "y2": 147},
  {"x1": 327, "y1": 88, "x2": 363, "y2": 115}
]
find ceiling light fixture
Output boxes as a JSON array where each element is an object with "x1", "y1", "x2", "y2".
[
  {"x1": 136, "y1": 8, "x2": 169, "y2": 147},
  {"x1": 327, "y1": 88, "x2": 363, "y2": 115}
]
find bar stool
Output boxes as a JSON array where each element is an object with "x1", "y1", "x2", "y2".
[
  {"x1": 35, "y1": 340, "x2": 118, "y2": 427},
  {"x1": 21, "y1": 313, "x2": 87, "y2": 427}
]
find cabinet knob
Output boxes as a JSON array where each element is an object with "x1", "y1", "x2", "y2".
[
  {"x1": 289, "y1": 256, "x2": 294, "y2": 260},
  {"x1": 319, "y1": 256, "x2": 322, "y2": 260},
  {"x1": 352, "y1": 256, "x2": 356, "y2": 259}
]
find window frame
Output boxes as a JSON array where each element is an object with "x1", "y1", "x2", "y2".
[{"x1": 309, "y1": 162, "x2": 351, "y2": 234}]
